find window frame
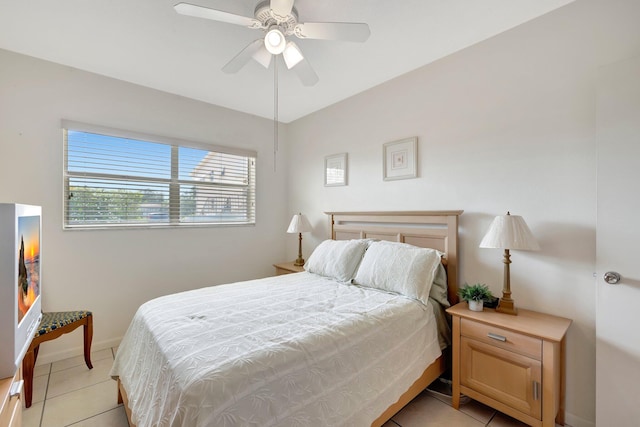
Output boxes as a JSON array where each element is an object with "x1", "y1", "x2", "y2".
[{"x1": 62, "y1": 120, "x2": 257, "y2": 230}]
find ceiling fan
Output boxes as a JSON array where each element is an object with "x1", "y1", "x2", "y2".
[{"x1": 174, "y1": 0, "x2": 371, "y2": 86}]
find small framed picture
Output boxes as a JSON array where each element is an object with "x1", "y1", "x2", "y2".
[
  {"x1": 383, "y1": 137, "x2": 417, "y2": 181},
  {"x1": 324, "y1": 153, "x2": 348, "y2": 186}
]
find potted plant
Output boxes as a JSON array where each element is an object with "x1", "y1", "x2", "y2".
[{"x1": 459, "y1": 283, "x2": 493, "y2": 312}]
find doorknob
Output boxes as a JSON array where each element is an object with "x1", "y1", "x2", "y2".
[{"x1": 603, "y1": 271, "x2": 622, "y2": 285}]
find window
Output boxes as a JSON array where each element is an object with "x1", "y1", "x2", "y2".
[{"x1": 63, "y1": 121, "x2": 256, "y2": 229}]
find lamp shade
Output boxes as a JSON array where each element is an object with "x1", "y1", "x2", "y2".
[
  {"x1": 253, "y1": 46, "x2": 272, "y2": 69},
  {"x1": 283, "y1": 41, "x2": 304, "y2": 69},
  {"x1": 287, "y1": 213, "x2": 312, "y2": 234},
  {"x1": 479, "y1": 213, "x2": 540, "y2": 251}
]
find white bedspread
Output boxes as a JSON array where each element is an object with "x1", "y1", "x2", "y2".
[{"x1": 110, "y1": 272, "x2": 441, "y2": 427}]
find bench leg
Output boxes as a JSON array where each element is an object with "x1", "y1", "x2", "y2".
[
  {"x1": 22, "y1": 346, "x2": 37, "y2": 408},
  {"x1": 84, "y1": 314, "x2": 93, "y2": 369}
]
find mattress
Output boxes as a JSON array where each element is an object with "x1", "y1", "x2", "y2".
[{"x1": 110, "y1": 272, "x2": 442, "y2": 427}]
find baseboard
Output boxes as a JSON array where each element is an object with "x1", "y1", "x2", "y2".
[
  {"x1": 564, "y1": 412, "x2": 595, "y2": 427},
  {"x1": 34, "y1": 337, "x2": 122, "y2": 366}
]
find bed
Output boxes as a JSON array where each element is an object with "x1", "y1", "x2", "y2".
[{"x1": 110, "y1": 210, "x2": 462, "y2": 427}]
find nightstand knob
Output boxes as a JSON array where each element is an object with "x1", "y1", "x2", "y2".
[{"x1": 603, "y1": 271, "x2": 621, "y2": 285}]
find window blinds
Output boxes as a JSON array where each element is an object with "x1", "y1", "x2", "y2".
[{"x1": 63, "y1": 122, "x2": 256, "y2": 229}]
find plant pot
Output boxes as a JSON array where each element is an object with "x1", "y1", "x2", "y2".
[
  {"x1": 484, "y1": 297, "x2": 499, "y2": 309},
  {"x1": 468, "y1": 300, "x2": 484, "y2": 312}
]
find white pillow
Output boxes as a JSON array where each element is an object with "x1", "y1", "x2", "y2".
[
  {"x1": 304, "y1": 239, "x2": 369, "y2": 282},
  {"x1": 353, "y1": 241, "x2": 441, "y2": 306}
]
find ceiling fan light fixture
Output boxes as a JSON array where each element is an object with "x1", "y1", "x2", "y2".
[
  {"x1": 264, "y1": 26, "x2": 286, "y2": 54},
  {"x1": 174, "y1": 0, "x2": 370, "y2": 86},
  {"x1": 283, "y1": 41, "x2": 303, "y2": 69}
]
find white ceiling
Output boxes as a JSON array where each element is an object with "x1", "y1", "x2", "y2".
[{"x1": 0, "y1": 0, "x2": 574, "y2": 123}]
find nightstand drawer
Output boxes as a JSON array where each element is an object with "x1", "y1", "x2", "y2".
[
  {"x1": 461, "y1": 318, "x2": 542, "y2": 360},
  {"x1": 1, "y1": 372, "x2": 22, "y2": 427}
]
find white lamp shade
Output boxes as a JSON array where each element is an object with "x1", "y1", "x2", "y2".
[
  {"x1": 252, "y1": 46, "x2": 272, "y2": 69},
  {"x1": 283, "y1": 41, "x2": 304, "y2": 69},
  {"x1": 287, "y1": 213, "x2": 312, "y2": 234},
  {"x1": 479, "y1": 213, "x2": 540, "y2": 251}
]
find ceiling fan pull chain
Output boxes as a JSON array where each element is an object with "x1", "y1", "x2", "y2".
[{"x1": 274, "y1": 57, "x2": 279, "y2": 172}]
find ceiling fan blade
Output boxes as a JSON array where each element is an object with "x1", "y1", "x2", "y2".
[
  {"x1": 222, "y1": 39, "x2": 264, "y2": 74},
  {"x1": 291, "y1": 56, "x2": 319, "y2": 87},
  {"x1": 295, "y1": 22, "x2": 370, "y2": 42},
  {"x1": 174, "y1": 3, "x2": 261, "y2": 28},
  {"x1": 270, "y1": 0, "x2": 295, "y2": 20},
  {"x1": 252, "y1": 45, "x2": 272, "y2": 69}
]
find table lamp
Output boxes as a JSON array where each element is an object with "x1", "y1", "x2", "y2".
[
  {"x1": 287, "y1": 213, "x2": 312, "y2": 266},
  {"x1": 479, "y1": 212, "x2": 540, "y2": 315}
]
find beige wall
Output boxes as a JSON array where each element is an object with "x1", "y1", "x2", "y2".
[
  {"x1": 0, "y1": 48, "x2": 290, "y2": 364},
  {"x1": 286, "y1": 1, "x2": 640, "y2": 426}
]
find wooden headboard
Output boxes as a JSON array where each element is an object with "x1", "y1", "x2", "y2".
[{"x1": 325, "y1": 211, "x2": 463, "y2": 304}]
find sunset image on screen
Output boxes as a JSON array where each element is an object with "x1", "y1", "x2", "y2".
[{"x1": 18, "y1": 216, "x2": 40, "y2": 325}]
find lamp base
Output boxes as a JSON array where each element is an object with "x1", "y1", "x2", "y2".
[
  {"x1": 293, "y1": 232, "x2": 305, "y2": 266},
  {"x1": 496, "y1": 298, "x2": 517, "y2": 315},
  {"x1": 496, "y1": 248, "x2": 517, "y2": 315}
]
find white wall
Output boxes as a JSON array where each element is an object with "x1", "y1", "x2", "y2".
[
  {"x1": 286, "y1": 1, "x2": 640, "y2": 426},
  {"x1": 0, "y1": 49, "x2": 289, "y2": 363}
]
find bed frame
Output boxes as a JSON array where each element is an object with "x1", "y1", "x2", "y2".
[
  {"x1": 325, "y1": 210, "x2": 463, "y2": 426},
  {"x1": 117, "y1": 210, "x2": 463, "y2": 427}
]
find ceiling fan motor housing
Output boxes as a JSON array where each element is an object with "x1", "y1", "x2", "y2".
[{"x1": 254, "y1": 0, "x2": 298, "y2": 35}]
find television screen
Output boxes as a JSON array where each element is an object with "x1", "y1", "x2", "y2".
[
  {"x1": 18, "y1": 215, "x2": 40, "y2": 326},
  {"x1": 0, "y1": 203, "x2": 42, "y2": 378}
]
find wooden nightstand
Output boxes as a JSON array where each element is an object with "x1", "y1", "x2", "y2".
[
  {"x1": 447, "y1": 303, "x2": 571, "y2": 427},
  {"x1": 273, "y1": 261, "x2": 305, "y2": 275},
  {"x1": 0, "y1": 370, "x2": 22, "y2": 427}
]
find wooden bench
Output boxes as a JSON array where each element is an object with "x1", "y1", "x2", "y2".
[{"x1": 22, "y1": 311, "x2": 93, "y2": 408}]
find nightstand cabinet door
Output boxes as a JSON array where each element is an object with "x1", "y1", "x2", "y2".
[{"x1": 461, "y1": 337, "x2": 542, "y2": 419}]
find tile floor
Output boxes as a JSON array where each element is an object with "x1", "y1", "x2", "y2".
[{"x1": 23, "y1": 347, "x2": 560, "y2": 427}]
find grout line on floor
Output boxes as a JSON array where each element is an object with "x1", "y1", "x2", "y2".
[
  {"x1": 37, "y1": 365, "x2": 52, "y2": 427},
  {"x1": 46, "y1": 378, "x2": 114, "y2": 401},
  {"x1": 64, "y1": 404, "x2": 125, "y2": 427},
  {"x1": 49, "y1": 353, "x2": 113, "y2": 375},
  {"x1": 38, "y1": 363, "x2": 53, "y2": 427},
  {"x1": 485, "y1": 411, "x2": 498, "y2": 426}
]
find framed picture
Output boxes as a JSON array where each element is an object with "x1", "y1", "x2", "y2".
[
  {"x1": 383, "y1": 137, "x2": 417, "y2": 181},
  {"x1": 324, "y1": 153, "x2": 348, "y2": 186}
]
